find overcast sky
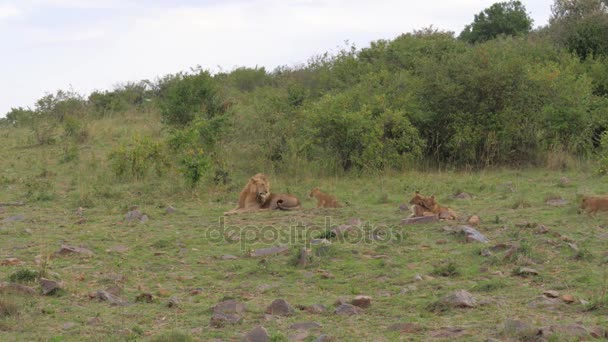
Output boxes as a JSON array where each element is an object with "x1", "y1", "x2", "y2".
[{"x1": 0, "y1": 0, "x2": 553, "y2": 116}]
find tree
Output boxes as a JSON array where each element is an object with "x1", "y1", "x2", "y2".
[
  {"x1": 549, "y1": 0, "x2": 608, "y2": 58},
  {"x1": 459, "y1": 1, "x2": 533, "y2": 43}
]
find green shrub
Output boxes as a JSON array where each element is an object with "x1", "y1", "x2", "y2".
[
  {"x1": 108, "y1": 136, "x2": 169, "y2": 180},
  {"x1": 598, "y1": 131, "x2": 608, "y2": 175}
]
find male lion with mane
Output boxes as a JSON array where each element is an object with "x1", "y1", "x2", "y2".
[
  {"x1": 223, "y1": 173, "x2": 302, "y2": 215},
  {"x1": 223, "y1": 173, "x2": 271, "y2": 215}
]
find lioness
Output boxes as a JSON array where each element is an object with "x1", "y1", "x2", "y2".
[
  {"x1": 409, "y1": 191, "x2": 457, "y2": 220},
  {"x1": 223, "y1": 173, "x2": 271, "y2": 215},
  {"x1": 262, "y1": 193, "x2": 302, "y2": 210},
  {"x1": 309, "y1": 188, "x2": 341, "y2": 208},
  {"x1": 581, "y1": 196, "x2": 608, "y2": 214}
]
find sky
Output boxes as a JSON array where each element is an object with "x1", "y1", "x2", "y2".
[{"x1": 0, "y1": 0, "x2": 554, "y2": 116}]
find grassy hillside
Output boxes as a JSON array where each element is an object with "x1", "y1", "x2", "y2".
[{"x1": 1, "y1": 112, "x2": 607, "y2": 341}]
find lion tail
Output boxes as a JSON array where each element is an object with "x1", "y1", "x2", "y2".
[{"x1": 276, "y1": 199, "x2": 301, "y2": 211}]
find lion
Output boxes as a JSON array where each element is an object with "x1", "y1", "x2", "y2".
[
  {"x1": 262, "y1": 193, "x2": 302, "y2": 210},
  {"x1": 581, "y1": 195, "x2": 608, "y2": 214},
  {"x1": 409, "y1": 191, "x2": 457, "y2": 220},
  {"x1": 309, "y1": 188, "x2": 342, "y2": 208},
  {"x1": 223, "y1": 173, "x2": 271, "y2": 215}
]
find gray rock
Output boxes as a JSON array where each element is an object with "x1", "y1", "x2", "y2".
[
  {"x1": 265, "y1": 299, "x2": 294, "y2": 316},
  {"x1": 334, "y1": 303, "x2": 361, "y2": 316},
  {"x1": 210, "y1": 313, "x2": 242, "y2": 327},
  {"x1": 538, "y1": 324, "x2": 590, "y2": 338},
  {"x1": 56, "y1": 245, "x2": 94, "y2": 257},
  {"x1": 96, "y1": 290, "x2": 128, "y2": 306},
  {"x1": 40, "y1": 278, "x2": 62, "y2": 295},
  {"x1": 242, "y1": 326, "x2": 270, "y2": 342},
  {"x1": 304, "y1": 304, "x2": 327, "y2": 314},
  {"x1": 251, "y1": 246, "x2": 289, "y2": 257},
  {"x1": 221, "y1": 254, "x2": 238, "y2": 260},
  {"x1": 0, "y1": 282, "x2": 37, "y2": 295},
  {"x1": 441, "y1": 290, "x2": 477, "y2": 308},
  {"x1": 213, "y1": 299, "x2": 245, "y2": 315},
  {"x1": 167, "y1": 296, "x2": 180, "y2": 308},
  {"x1": 545, "y1": 198, "x2": 569, "y2": 206},
  {"x1": 125, "y1": 209, "x2": 143, "y2": 222},
  {"x1": 351, "y1": 295, "x2": 371, "y2": 308},
  {"x1": 289, "y1": 322, "x2": 322, "y2": 331}
]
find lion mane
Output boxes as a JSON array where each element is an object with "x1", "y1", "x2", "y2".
[{"x1": 224, "y1": 173, "x2": 270, "y2": 216}]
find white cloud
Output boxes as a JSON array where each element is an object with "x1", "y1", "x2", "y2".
[{"x1": 0, "y1": 3, "x2": 20, "y2": 19}]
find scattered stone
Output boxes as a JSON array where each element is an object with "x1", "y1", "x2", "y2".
[
  {"x1": 310, "y1": 239, "x2": 331, "y2": 245},
  {"x1": 289, "y1": 322, "x2": 322, "y2": 331},
  {"x1": 139, "y1": 214, "x2": 149, "y2": 223},
  {"x1": 543, "y1": 290, "x2": 559, "y2": 298},
  {"x1": 414, "y1": 274, "x2": 423, "y2": 281},
  {"x1": 559, "y1": 176, "x2": 571, "y2": 186},
  {"x1": 545, "y1": 198, "x2": 569, "y2": 206},
  {"x1": 567, "y1": 242, "x2": 578, "y2": 251},
  {"x1": 527, "y1": 296, "x2": 563, "y2": 310},
  {"x1": 62, "y1": 322, "x2": 76, "y2": 330},
  {"x1": 429, "y1": 327, "x2": 466, "y2": 338},
  {"x1": 1, "y1": 214, "x2": 25, "y2": 223},
  {"x1": 289, "y1": 331, "x2": 310, "y2": 341},
  {"x1": 388, "y1": 322, "x2": 423, "y2": 334},
  {"x1": 211, "y1": 300, "x2": 245, "y2": 327},
  {"x1": 538, "y1": 324, "x2": 590, "y2": 338},
  {"x1": 40, "y1": 278, "x2": 62, "y2": 295},
  {"x1": 242, "y1": 326, "x2": 270, "y2": 342},
  {"x1": 535, "y1": 224, "x2": 549, "y2": 234},
  {"x1": 303, "y1": 304, "x2": 327, "y2": 314},
  {"x1": 135, "y1": 293, "x2": 154, "y2": 303},
  {"x1": 314, "y1": 335, "x2": 332, "y2": 342},
  {"x1": 250, "y1": 246, "x2": 289, "y2": 257},
  {"x1": 467, "y1": 215, "x2": 480, "y2": 226},
  {"x1": 561, "y1": 294, "x2": 575, "y2": 303},
  {"x1": 502, "y1": 319, "x2": 536, "y2": 337},
  {"x1": 106, "y1": 245, "x2": 129, "y2": 254},
  {"x1": 0, "y1": 282, "x2": 37, "y2": 295},
  {"x1": 350, "y1": 295, "x2": 371, "y2": 308},
  {"x1": 189, "y1": 287, "x2": 204, "y2": 295},
  {"x1": 454, "y1": 192, "x2": 472, "y2": 199},
  {"x1": 96, "y1": 290, "x2": 128, "y2": 306},
  {"x1": 265, "y1": 299, "x2": 294, "y2": 316},
  {"x1": 297, "y1": 247, "x2": 312, "y2": 268},
  {"x1": 166, "y1": 206, "x2": 176, "y2": 214},
  {"x1": 124, "y1": 208, "x2": 143, "y2": 222},
  {"x1": 441, "y1": 290, "x2": 477, "y2": 308},
  {"x1": 56, "y1": 245, "x2": 94, "y2": 257},
  {"x1": 590, "y1": 327, "x2": 608, "y2": 339},
  {"x1": 221, "y1": 254, "x2": 238, "y2": 260},
  {"x1": 334, "y1": 304, "x2": 361, "y2": 316},
  {"x1": 444, "y1": 225, "x2": 489, "y2": 243},
  {"x1": 348, "y1": 218, "x2": 362, "y2": 227},
  {"x1": 401, "y1": 216, "x2": 438, "y2": 225},
  {"x1": 514, "y1": 267, "x2": 539, "y2": 277},
  {"x1": 167, "y1": 296, "x2": 180, "y2": 308}
]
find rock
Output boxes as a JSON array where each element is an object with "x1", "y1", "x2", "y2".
[
  {"x1": 56, "y1": 245, "x2": 94, "y2": 257},
  {"x1": 545, "y1": 198, "x2": 568, "y2": 206},
  {"x1": 139, "y1": 214, "x2": 149, "y2": 223},
  {"x1": 135, "y1": 293, "x2": 154, "y2": 303},
  {"x1": 467, "y1": 215, "x2": 480, "y2": 226},
  {"x1": 289, "y1": 331, "x2": 310, "y2": 341},
  {"x1": 265, "y1": 299, "x2": 294, "y2": 316},
  {"x1": 211, "y1": 299, "x2": 245, "y2": 327},
  {"x1": 514, "y1": 267, "x2": 539, "y2": 276},
  {"x1": 0, "y1": 282, "x2": 37, "y2": 295},
  {"x1": 297, "y1": 247, "x2": 312, "y2": 268},
  {"x1": 242, "y1": 326, "x2": 270, "y2": 342},
  {"x1": 441, "y1": 290, "x2": 477, "y2": 308},
  {"x1": 87, "y1": 317, "x2": 102, "y2": 326},
  {"x1": 413, "y1": 274, "x2": 423, "y2": 281},
  {"x1": 106, "y1": 245, "x2": 129, "y2": 253},
  {"x1": 543, "y1": 290, "x2": 559, "y2": 298},
  {"x1": 251, "y1": 246, "x2": 289, "y2": 257},
  {"x1": 454, "y1": 192, "x2": 472, "y2": 199},
  {"x1": 527, "y1": 296, "x2": 563, "y2": 310},
  {"x1": 388, "y1": 322, "x2": 423, "y2": 333},
  {"x1": 334, "y1": 304, "x2": 361, "y2": 316},
  {"x1": 350, "y1": 295, "x2": 371, "y2": 308},
  {"x1": 535, "y1": 224, "x2": 549, "y2": 234},
  {"x1": 401, "y1": 216, "x2": 438, "y2": 225},
  {"x1": 310, "y1": 239, "x2": 331, "y2": 245},
  {"x1": 62, "y1": 322, "x2": 76, "y2": 330},
  {"x1": 96, "y1": 290, "x2": 128, "y2": 306},
  {"x1": 167, "y1": 296, "x2": 180, "y2": 308},
  {"x1": 314, "y1": 335, "x2": 332, "y2": 342},
  {"x1": 124, "y1": 208, "x2": 143, "y2": 222},
  {"x1": 303, "y1": 304, "x2": 327, "y2": 314},
  {"x1": 429, "y1": 327, "x2": 466, "y2": 338},
  {"x1": 538, "y1": 324, "x2": 590, "y2": 338},
  {"x1": 590, "y1": 327, "x2": 608, "y2": 339},
  {"x1": 40, "y1": 278, "x2": 62, "y2": 295},
  {"x1": 559, "y1": 176, "x2": 571, "y2": 186},
  {"x1": 289, "y1": 322, "x2": 322, "y2": 330},
  {"x1": 1, "y1": 214, "x2": 25, "y2": 223},
  {"x1": 460, "y1": 226, "x2": 489, "y2": 243},
  {"x1": 561, "y1": 294, "x2": 575, "y2": 303},
  {"x1": 166, "y1": 206, "x2": 176, "y2": 214},
  {"x1": 189, "y1": 288, "x2": 204, "y2": 295},
  {"x1": 221, "y1": 254, "x2": 238, "y2": 260}
]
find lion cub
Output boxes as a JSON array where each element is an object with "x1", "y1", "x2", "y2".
[
  {"x1": 309, "y1": 188, "x2": 342, "y2": 208},
  {"x1": 409, "y1": 191, "x2": 458, "y2": 220},
  {"x1": 581, "y1": 196, "x2": 608, "y2": 214}
]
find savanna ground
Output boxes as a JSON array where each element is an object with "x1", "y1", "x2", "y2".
[{"x1": 1, "y1": 116, "x2": 608, "y2": 342}]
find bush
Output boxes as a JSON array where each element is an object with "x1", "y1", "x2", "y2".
[
  {"x1": 108, "y1": 136, "x2": 169, "y2": 180},
  {"x1": 598, "y1": 131, "x2": 608, "y2": 175}
]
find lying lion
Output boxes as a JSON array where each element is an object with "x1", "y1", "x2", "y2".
[
  {"x1": 223, "y1": 173, "x2": 301, "y2": 215},
  {"x1": 409, "y1": 191, "x2": 458, "y2": 220},
  {"x1": 309, "y1": 188, "x2": 342, "y2": 208},
  {"x1": 581, "y1": 195, "x2": 608, "y2": 214}
]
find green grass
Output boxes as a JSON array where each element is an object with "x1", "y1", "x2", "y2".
[{"x1": 0, "y1": 118, "x2": 608, "y2": 341}]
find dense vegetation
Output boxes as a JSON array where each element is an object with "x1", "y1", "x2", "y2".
[{"x1": 2, "y1": 0, "x2": 608, "y2": 186}]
